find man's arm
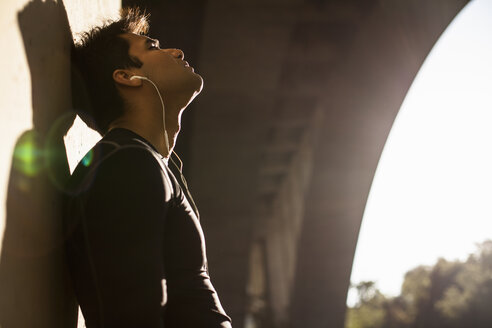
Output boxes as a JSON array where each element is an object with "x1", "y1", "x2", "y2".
[{"x1": 82, "y1": 147, "x2": 168, "y2": 327}]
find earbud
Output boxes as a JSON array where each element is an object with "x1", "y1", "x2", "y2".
[{"x1": 130, "y1": 75, "x2": 148, "y2": 81}]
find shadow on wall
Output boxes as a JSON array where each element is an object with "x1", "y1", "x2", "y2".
[{"x1": 0, "y1": 0, "x2": 78, "y2": 327}]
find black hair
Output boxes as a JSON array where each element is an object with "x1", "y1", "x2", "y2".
[{"x1": 73, "y1": 7, "x2": 149, "y2": 134}]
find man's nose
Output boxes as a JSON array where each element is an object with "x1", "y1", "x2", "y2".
[{"x1": 168, "y1": 48, "x2": 184, "y2": 60}]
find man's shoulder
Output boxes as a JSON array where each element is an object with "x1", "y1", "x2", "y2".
[{"x1": 67, "y1": 132, "x2": 166, "y2": 194}]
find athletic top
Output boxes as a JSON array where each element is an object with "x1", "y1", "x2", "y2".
[{"x1": 64, "y1": 128, "x2": 231, "y2": 328}]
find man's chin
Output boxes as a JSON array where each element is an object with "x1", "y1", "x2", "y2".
[
  {"x1": 180, "y1": 73, "x2": 203, "y2": 106},
  {"x1": 185, "y1": 77, "x2": 202, "y2": 105},
  {"x1": 194, "y1": 73, "x2": 204, "y2": 93}
]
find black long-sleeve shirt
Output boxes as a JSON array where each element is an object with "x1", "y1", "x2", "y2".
[{"x1": 64, "y1": 128, "x2": 231, "y2": 328}]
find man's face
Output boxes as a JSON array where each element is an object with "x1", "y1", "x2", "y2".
[{"x1": 121, "y1": 33, "x2": 203, "y2": 99}]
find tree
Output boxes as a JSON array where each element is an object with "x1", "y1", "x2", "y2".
[
  {"x1": 436, "y1": 240, "x2": 492, "y2": 327},
  {"x1": 345, "y1": 281, "x2": 386, "y2": 328},
  {"x1": 346, "y1": 240, "x2": 492, "y2": 328}
]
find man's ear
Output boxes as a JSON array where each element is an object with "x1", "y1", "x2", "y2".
[{"x1": 113, "y1": 69, "x2": 142, "y2": 87}]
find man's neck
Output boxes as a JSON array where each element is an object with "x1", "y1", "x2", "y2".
[{"x1": 110, "y1": 88, "x2": 188, "y2": 158}]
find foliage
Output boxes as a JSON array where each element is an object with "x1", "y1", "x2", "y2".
[
  {"x1": 345, "y1": 281, "x2": 386, "y2": 328},
  {"x1": 346, "y1": 240, "x2": 492, "y2": 328}
]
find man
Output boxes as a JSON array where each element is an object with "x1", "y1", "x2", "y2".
[{"x1": 64, "y1": 7, "x2": 232, "y2": 327}]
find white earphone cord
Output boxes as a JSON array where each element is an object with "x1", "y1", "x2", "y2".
[
  {"x1": 131, "y1": 76, "x2": 199, "y2": 215},
  {"x1": 131, "y1": 75, "x2": 170, "y2": 154}
]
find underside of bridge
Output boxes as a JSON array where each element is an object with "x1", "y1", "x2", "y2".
[{"x1": 125, "y1": 0, "x2": 469, "y2": 327}]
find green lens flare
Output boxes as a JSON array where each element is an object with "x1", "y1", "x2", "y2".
[
  {"x1": 13, "y1": 131, "x2": 44, "y2": 177},
  {"x1": 81, "y1": 149, "x2": 93, "y2": 167}
]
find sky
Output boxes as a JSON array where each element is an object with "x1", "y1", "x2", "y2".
[{"x1": 348, "y1": 0, "x2": 492, "y2": 306}]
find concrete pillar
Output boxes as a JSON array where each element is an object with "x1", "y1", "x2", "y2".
[{"x1": 0, "y1": 1, "x2": 119, "y2": 327}]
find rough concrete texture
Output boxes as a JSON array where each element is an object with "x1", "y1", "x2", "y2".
[{"x1": 0, "y1": 1, "x2": 118, "y2": 327}]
